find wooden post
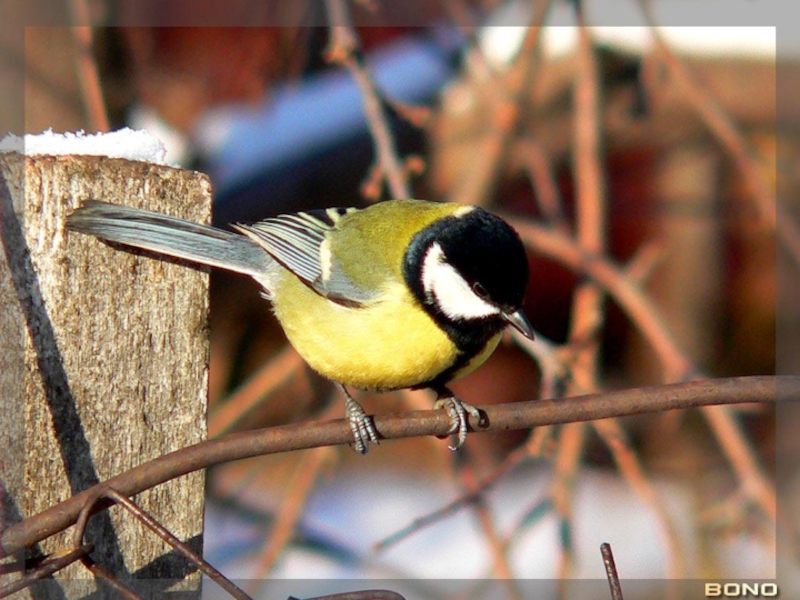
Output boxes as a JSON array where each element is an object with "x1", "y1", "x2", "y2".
[{"x1": 0, "y1": 153, "x2": 210, "y2": 597}]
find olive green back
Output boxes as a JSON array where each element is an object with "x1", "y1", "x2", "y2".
[{"x1": 330, "y1": 199, "x2": 466, "y2": 291}]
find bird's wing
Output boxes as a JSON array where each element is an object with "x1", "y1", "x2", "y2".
[{"x1": 233, "y1": 207, "x2": 377, "y2": 306}]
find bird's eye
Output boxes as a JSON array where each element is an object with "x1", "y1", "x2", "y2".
[{"x1": 472, "y1": 282, "x2": 488, "y2": 298}]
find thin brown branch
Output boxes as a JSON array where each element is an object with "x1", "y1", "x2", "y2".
[
  {"x1": 68, "y1": 0, "x2": 109, "y2": 131},
  {"x1": 697, "y1": 488, "x2": 779, "y2": 550},
  {"x1": 526, "y1": 425, "x2": 556, "y2": 459},
  {"x1": 551, "y1": 422, "x2": 584, "y2": 584},
  {"x1": 515, "y1": 138, "x2": 569, "y2": 231},
  {"x1": 374, "y1": 410, "x2": 563, "y2": 553},
  {"x1": 457, "y1": 456, "x2": 519, "y2": 591},
  {"x1": 248, "y1": 444, "x2": 335, "y2": 588},
  {"x1": 554, "y1": 20, "x2": 608, "y2": 585},
  {"x1": 623, "y1": 239, "x2": 668, "y2": 284},
  {"x1": 565, "y1": 5, "x2": 607, "y2": 403},
  {"x1": 208, "y1": 345, "x2": 305, "y2": 437},
  {"x1": 697, "y1": 489, "x2": 756, "y2": 532},
  {"x1": 1, "y1": 376, "x2": 791, "y2": 557},
  {"x1": 701, "y1": 405, "x2": 777, "y2": 522},
  {"x1": 324, "y1": 0, "x2": 411, "y2": 199},
  {"x1": 386, "y1": 100, "x2": 432, "y2": 129},
  {"x1": 514, "y1": 213, "x2": 775, "y2": 545},
  {"x1": 109, "y1": 490, "x2": 251, "y2": 600},
  {"x1": 638, "y1": 0, "x2": 800, "y2": 270},
  {"x1": 451, "y1": 0, "x2": 555, "y2": 207},
  {"x1": 440, "y1": 0, "x2": 497, "y2": 81},
  {"x1": 374, "y1": 447, "x2": 530, "y2": 552},
  {"x1": 572, "y1": 14, "x2": 606, "y2": 257},
  {"x1": 592, "y1": 419, "x2": 684, "y2": 581},
  {"x1": 600, "y1": 542, "x2": 624, "y2": 600},
  {"x1": 508, "y1": 218, "x2": 696, "y2": 381},
  {"x1": 511, "y1": 331, "x2": 568, "y2": 400}
]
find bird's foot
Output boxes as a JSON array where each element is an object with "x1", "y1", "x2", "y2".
[
  {"x1": 339, "y1": 384, "x2": 379, "y2": 454},
  {"x1": 433, "y1": 389, "x2": 484, "y2": 451}
]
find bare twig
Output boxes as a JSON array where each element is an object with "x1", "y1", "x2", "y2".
[
  {"x1": 564, "y1": 4, "x2": 607, "y2": 395},
  {"x1": 1, "y1": 376, "x2": 791, "y2": 557},
  {"x1": 509, "y1": 218, "x2": 696, "y2": 381},
  {"x1": 518, "y1": 318, "x2": 684, "y2": 582},
  {"x1": 701, "y1": 405, "x2": 777, "y2": 522},
  {"x1": 614, "y1": 11, "x2": 781, "y2": 543},
  {"x1": 374, "y1": 438, "x2": 532, "y2": 551},
  {"x1": 510, "y1": 330, "x2": 568, "y2": 401},
  {"x1": 324, "y1": 0, "x2": 411, "y2": 199},
  {"x1": 373, "y1": 422, "x2": 567, "y2": 554},
  {"x1": 592, "y1": 419, "x2": 684, "y2": 580},
  {"x1": 600, "y1": 542, "x2": 624, "y2": 600},
  {"x1": 697, "y1": 487, "x2": 781, "y2": 551},
  {"x1": 514, "y1": 213, "x2": 775, "y2": 559},
  {"x1": 209, "y1": 345, "x2": 305, "y2": 437},
  {"x1": 504, "y1": 496, "x2": 555, "y2": 558},
  {"x1": 67, "y1": 0, "x2": 109, "y2": 131},
  {"x1": 451, "y1": 0, "x2": 555, "y2": 207},
  {"x1": 457, "y1": 456, "x2": 519, "y2": 595},
  {"x1": 623, "y1": 239, "x2": 668, "y2": 284},
  {"x1": 248, "y1": 444, "x2": 335, "y2": 589},
  {"x1": 515, "y1": 138, "x2": 569, "y2": 231},
  {"x1": 696, "y1": 488, "x2": 767, "y2": 537},
  {"x1": 638, "y1": 0, "x2": 800, "y2": 270},
  {"x1": 551, "y1": 422, "x2": 584, "y2": 585},
  {"x1": 439, "y1": 0, "x2": 497, "y2": 81},
  {"x1": 525, "y1": 425, "x2": 556, "y2": 459},
  {"x1": 572, "y1": 12, "x2": 607, "y2": 258},
  {"x1": 550, "y1": 15, "x2": 609, "y2": 585}
]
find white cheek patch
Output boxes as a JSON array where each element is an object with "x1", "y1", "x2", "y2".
[{"x1": 421, "y1": 243, "x2": 500, "y2": 320}]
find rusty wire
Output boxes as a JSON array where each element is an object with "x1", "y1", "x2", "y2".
[
  {"x1": 323, "y1": 0, "x2": 412, "y2": 199},
  {"x1": 600, "y1": 543, "x2": 624, "y2": 600},
  {"x1": 70, "y1": 487, "x2": 252, "y2": 599},
  {"x1": 0, "y1": 545, "x2": 92, "y2": 599},
  {"x1": 289, "y1": 592, "x2": 407, "y2": 600},
  {"x1": 1, "y1": 375, "x2": 792, "y2": 560}
]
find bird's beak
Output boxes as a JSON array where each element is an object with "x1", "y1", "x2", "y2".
[{"x1": 502, "y1": 308, "x2": 535, "y2": 340}]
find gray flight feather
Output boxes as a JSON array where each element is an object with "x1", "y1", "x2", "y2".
[
  {"x1": 66, "y1": 201, "x2": 274, "y2": 281},
  {"x1": 233, "y1": 208, "x2": 376, "y2": 306}
]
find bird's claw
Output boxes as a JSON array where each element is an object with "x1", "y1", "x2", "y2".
[
  {"x1": 343, "y1": 390, "x2": 379, "y2": 454},
  {"x1": 433, "y1": 395, "x2": 483, "y2": 451}
]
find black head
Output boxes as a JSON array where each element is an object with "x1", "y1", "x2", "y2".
[{"x1": 403, "y1": 206, "x2": 533, "y2": 343}]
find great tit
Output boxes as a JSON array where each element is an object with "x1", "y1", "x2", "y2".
[{"x1": 67, "y1": 199, "x2": 534, "y2": 452}]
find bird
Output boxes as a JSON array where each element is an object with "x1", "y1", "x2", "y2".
[{"x1": 66, "y1": 199, "x2": 534, "y2": 453}]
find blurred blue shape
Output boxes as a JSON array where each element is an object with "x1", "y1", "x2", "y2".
[{"x1": 194, "y1": 30, "x2": 461, "y2": 221}]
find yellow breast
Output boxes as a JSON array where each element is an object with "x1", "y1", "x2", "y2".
[{"x1": 270, "y1": 271, "x2": 476, "y2": 391}]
